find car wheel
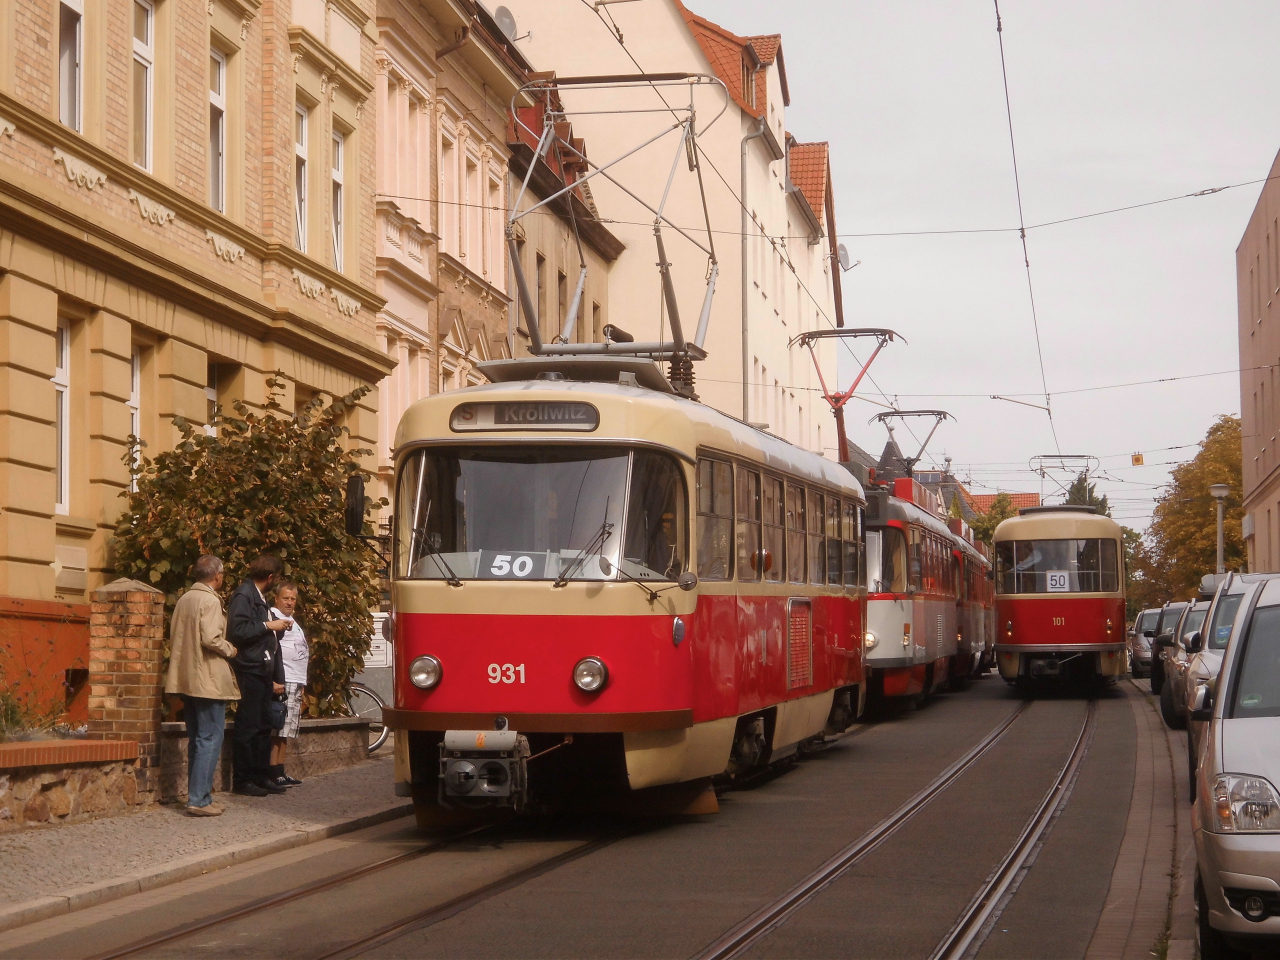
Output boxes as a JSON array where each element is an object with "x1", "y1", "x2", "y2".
[
  {"x1": 1150, "y1": 658, "x2": 1164, "y2": 696},
  {"x1": 1161, "y1": 680, "x2": 1187, "y2": 730},
  {"x1": 1197, "y1": 873, "x2": 1249, "y2": 960}
]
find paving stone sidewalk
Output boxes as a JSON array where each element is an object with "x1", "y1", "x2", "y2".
[{"x1": 0, "y1": 754, "x2": 405, "y2": 911}]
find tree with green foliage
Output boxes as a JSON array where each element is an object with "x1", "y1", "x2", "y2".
[
  {"x1": 1130, "y1": 415, "x2": 1243, "y2": 609},
  {"x1": 949, "y1": 492, "x2": 964, "y2": 519},
  {"x1": 111, "y1": 383, "x2": 384, "y2": 717},
  {"x1": 1065, "y1": 471, "x2": 1110, "y2": 516},
  {"x1": 970, "y1": 492, "x2": 1020, "y2": 545}
]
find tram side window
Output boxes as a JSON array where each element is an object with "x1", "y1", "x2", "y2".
[
  {"x1": 623, "y1": 452, "x2": 688, "y2": 579},
  {"x1": 808, "y1": 491, "x2": 826, "y2": 585},
  {"x1": 736, "y1": 468, "x2": 762, "y2": 582},
  {"x1": 908, "y1": 528, "x2": 923, "y2": 592},
  {"x1": 842, "y1": 500, "x2": 859, "y2": 588},
  {"x1": 785, "y1": 484, "x2": 806, "y2": 584},
  {"x1": 696, "y1": 458, "x2": 733, "y2": 581},
  {"x1": 826, "y1": 496, "x2": 842, "y2": 585},
  {"x1": 762, "y1": 477, "x2": 785, "y2": 583}
]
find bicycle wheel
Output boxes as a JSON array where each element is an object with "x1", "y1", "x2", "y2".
[{"x1": 346, "y1": 683, "x2": 389, "y2": 754}]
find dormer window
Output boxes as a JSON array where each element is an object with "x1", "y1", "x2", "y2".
[{"x1": 741, "y1": 55, "x2": 756, "y2": 109}]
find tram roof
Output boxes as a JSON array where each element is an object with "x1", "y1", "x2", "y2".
[
  {"x1": 394, "y1": 377, "x2": 866, "y2": 499},
  {"x1": 991, "y1": 508, "x2": 1124, "y2": 542}
]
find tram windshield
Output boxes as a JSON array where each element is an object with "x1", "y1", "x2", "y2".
[
  {"x1": 994, "y1": 539, "x2": 1119, "y2": 594},
  {"x1": 865, "y1": 528, "x2": 909, "y2": 594},
  {"x1": 394, "y1": 446, "x2": 688, "y2": 583}
]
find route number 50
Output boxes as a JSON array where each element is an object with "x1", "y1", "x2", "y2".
[{"x1": 488, "y1": 663, "x2": 526, "y2": 684}]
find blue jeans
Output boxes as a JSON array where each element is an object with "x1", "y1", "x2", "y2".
[{"x1": 184, "y1": 696, "x2": 226, "y2": 807}]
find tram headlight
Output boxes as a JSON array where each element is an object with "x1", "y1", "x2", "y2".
[
  {"x1": 409, "y1": 655, "x2": 442, "y2": 690},
  {"x1": 1212, "y1": 774, "x2": 1280, "y2": 833},
  {"x1": 573, "y1": 657, "x2": 609, "y2": 693},
  {"x1": 864, "y1": 631, "x2": 878, "y2": 651}
]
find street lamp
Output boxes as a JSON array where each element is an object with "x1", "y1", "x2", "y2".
[{"x1": 1209, "y1": 483, "x2": 1231, "y2": 574}]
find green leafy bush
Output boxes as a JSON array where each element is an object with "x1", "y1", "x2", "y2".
[{"x1": 111, "y1": 382, "x2": 385, "y2": 716}]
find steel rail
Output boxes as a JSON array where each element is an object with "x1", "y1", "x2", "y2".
[
  {"x1": 86, "y1": 824, "x2": 497, "y2": 960},
  {"x1": 314, "y1": 831, "x2": 633, "y2": 960},
  {"x1": 693, "y1": 701, "x2": 1031, "y2": 960},
  {"x1": 929, "y1": 698, "x2": 1098, "y2": 960}
]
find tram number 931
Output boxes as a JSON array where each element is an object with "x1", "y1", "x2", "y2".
[{"x1": 488, "y1": 663, "x2": 526, "y2": 684}]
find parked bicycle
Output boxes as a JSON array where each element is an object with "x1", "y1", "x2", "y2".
[{"x1": 345, "y1": 682, "x2": 388, "y2": 754}]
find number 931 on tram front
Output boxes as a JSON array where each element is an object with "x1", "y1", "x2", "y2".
[{"x1": 992, "y1": 505, "x2": 1127, "y2": 689}]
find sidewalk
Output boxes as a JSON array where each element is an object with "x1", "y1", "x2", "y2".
[{"x1": 0, "y1": 752, "x2": 409, "y2": 933}]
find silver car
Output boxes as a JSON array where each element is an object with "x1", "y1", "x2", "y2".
[
  {"x1": 1131, "y1": 607, "x2": 1161, "y2": 678},
  {"x1": 1186, "y1": 575, "x2": 1280, "y2": 799},
  {"x1": 1158, "y1": 600, "x2": 1210, "y2": 729},
  {"x1": 1192, "y1": 577, "x2": 1280, "y2": 958}
]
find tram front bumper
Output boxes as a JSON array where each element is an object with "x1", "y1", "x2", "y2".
[{"x1": 438, "y1": 729, "x2": 530, "y2": 810}]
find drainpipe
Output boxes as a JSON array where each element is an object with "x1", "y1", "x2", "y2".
[{"x1": 741, "y1": 118, "x2": 766, "y2": 422}]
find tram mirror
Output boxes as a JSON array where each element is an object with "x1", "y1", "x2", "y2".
[
  {"x1": 678, "y1": 572, "x2": 698, "y2": 592},
  {"x1": 344, "y1": 474, "x2": 365, "y2": 538},
  {"x1": 599, "y1": 555, "x2": 613, "y2": 575}
]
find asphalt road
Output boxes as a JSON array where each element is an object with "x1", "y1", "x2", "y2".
[{"x1": 4, "y1": 676, "x2": 1142, "y2": 960}]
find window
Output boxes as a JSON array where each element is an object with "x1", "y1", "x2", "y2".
[
  {"x1": 1229, "y1": 604, "x2": 1280, "y2": 718},
  {"x1": 127, "y1": 347, "x2": 141, "y2": 491},
  {"x1": 843, "y1": 501, "x2": 859, "y2": 588},
  {"x1": 53, "y1": 322, "x2": 70, "y2": 513},
  {"x1": 209, "y1": 50, "x2": 226, "y2": 212},
  {"x1": 59, "y1": 0, "x2": 83, "y2": 131},
  {"x1": 994, "y1": 539, "x2": 1120, "y2": 594},
  {"x1": 592, "y1": 302, "x2": 601, "y2": 343},
  {"x1": 393, "y1": 447, "x2": 686, "y2": 582},
  {"x1": 205, "y1": 362, "x2": 218, "y2": 437},
  {"x1": 294, "y1": 103, "x2": 308, "y2": 252},
  {"x1": 696, "y1": 458, "x2": 733, "y2": 580},
  {"x1": 866, "y1": 527, "x2": 908, "y2": 593},
  {"x1": 807, "y1": 491, "x2": 825, "y2": 585},
  {"x1": 736, "y1": 468, "x2": 761, "y2": 582},
  {"x1": 825, "y1": 496, "x2": 841, "y2": 585},
  {"x1": 535, "y1": 253, "x2": 546, "y2": 328},
  {"x1": 762, "y1": 477, "x2": 784, "y2": 583},
  {"x1": 331, "y1": 131, "x2": 344, "y2": 270},
  {"x1": 132, "y1": 0, "x2": 154, "y2": 169},
  {"x1": 557, "y1": 271, "x2": 567, "y2": 340},
  {"x1": 785, "y1": 484, "x2": 805, "y2": 584}
]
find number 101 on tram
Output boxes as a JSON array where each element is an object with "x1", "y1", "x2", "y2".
[
  {"x1": 381, "y1": 360, "x2": 868, "y2": 820},
  {"x1": 992, "y1": 504, "x2": 1127, "y2": 689}
]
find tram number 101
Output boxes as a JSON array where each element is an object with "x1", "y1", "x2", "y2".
[
  {"x1": 1052, "y1": 617, "x2": 1065, "y2": 626},
  {"x1": 488, "y1": 663, "x2": 526, "y2": 684}
]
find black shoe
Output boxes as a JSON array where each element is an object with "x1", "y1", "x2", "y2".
[
  {"x1": 267, "y1": 775, "x2": 293, "y2": 789},
  {"x1": 255, "y1": 778, "x2": 288, "y2": 794},
  {"x1": 233, "y1": 782, "x2": 269, "y2": 797},
  {"x1": 281, "y1": 775, "x2": 303, "y2": 786}
]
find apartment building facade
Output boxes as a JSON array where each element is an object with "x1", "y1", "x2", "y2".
[
  {"x1": 0, "y1": 0, "x2": 387, "y2": 690},
  {"x1": 495, "y1": 0, "x2": 842, "y2": 458},
  {"x1": 373, "y1": 5, "x2": 621, "y2": 497},
  {"x1": 1238, "y1": 145, "x2": 1280, "y2": 571}
]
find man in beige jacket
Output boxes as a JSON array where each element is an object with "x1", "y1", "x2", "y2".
[{"x1": 165, "y1": 555, "x2": 240, "y2": 816}]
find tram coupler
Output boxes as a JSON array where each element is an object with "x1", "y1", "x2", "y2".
[{"x1": 438, "y1": 729, "x2": 530, "y2": 810}]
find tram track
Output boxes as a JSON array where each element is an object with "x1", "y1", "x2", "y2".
[
  {"x1": 693, "y1": 699, "x2": 1032, "y2": 960},
  {"x1": 85, "y1": 825, "x2": 498, "y2": 960}
]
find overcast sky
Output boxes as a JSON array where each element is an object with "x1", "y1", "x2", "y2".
[{"x1": 683, "y1": 0, "x2": 1278, "y2": 529}]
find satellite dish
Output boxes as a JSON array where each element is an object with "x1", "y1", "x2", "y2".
[
  {"x1": 837, "y1": 243, "x2": 852, "y2": 272},
  {"x1": 494, "y1": 6, "x2": 518, "y2": 41}
]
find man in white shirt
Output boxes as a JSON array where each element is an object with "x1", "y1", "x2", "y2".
[{"x1": 268, "y1": 580, "x2": 309, "y2": 788}]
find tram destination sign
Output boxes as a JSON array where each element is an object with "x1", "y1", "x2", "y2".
[{"x1": 450, "y1": 401, "x2": 599, "y2": 432}]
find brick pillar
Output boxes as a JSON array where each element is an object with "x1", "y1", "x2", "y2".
[{"x1": 87, "y1": 578, "x2": 165, "y2": 801}]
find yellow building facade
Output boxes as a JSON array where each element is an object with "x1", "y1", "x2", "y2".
[{"x1": 0, "y1": 0, "x2": 391, "y2": 607}]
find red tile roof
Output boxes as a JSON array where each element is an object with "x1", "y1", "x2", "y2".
[
  {"x1": 788, "y1": 141, "x2": 828, "y2": 224},
  {"x1": 673, "y1": 2, "x2": 759, "y2": 118},
  {"x1": 746, "y1": 34, "x2": 780, "y2": 64},
  {"x1": 970, "y1": 492, "x2": 1042, "y2": 513}
]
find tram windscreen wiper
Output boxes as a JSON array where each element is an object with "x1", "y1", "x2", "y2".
[
  {"x1": 553, "y1": 503, "x2": 614, "y2": 588},
  {"x1": 414, "y1": 501, "x2": 463, "y2": 587}
]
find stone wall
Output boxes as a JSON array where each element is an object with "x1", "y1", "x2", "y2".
[
  {"x1": 0, "y1": 740, "x2": 140, "y2": 833},
  {"x1": 158, "y1": 718, "x2": 370, "y2": 803}
]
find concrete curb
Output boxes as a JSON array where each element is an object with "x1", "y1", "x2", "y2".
[{"x1": 0, "y1": 801, "x2": 413, "y2": 934}]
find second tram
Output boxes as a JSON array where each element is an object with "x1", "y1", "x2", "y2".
[{"x1": 992, "y1": 505, "x2": 1127, "y2": 687}]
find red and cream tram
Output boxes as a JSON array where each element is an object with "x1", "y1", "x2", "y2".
[
  {"x1": 382, "y1": 358, "x2": 867, "y2": 818},
  {"x1": 862, "y1": 479, "x2": 987, "y2": 703},
  {"x1": 993, "y1": 505, "x2": 1127, "y2": 687}
]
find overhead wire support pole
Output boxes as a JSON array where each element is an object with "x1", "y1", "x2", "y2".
[{"x1": 789, "y1": 328, "x2": 904, "y2": 463}]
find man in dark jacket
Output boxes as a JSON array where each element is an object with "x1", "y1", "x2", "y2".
[{"x1": 227, "y1": 554, "x2": 291, "y2": 796}]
